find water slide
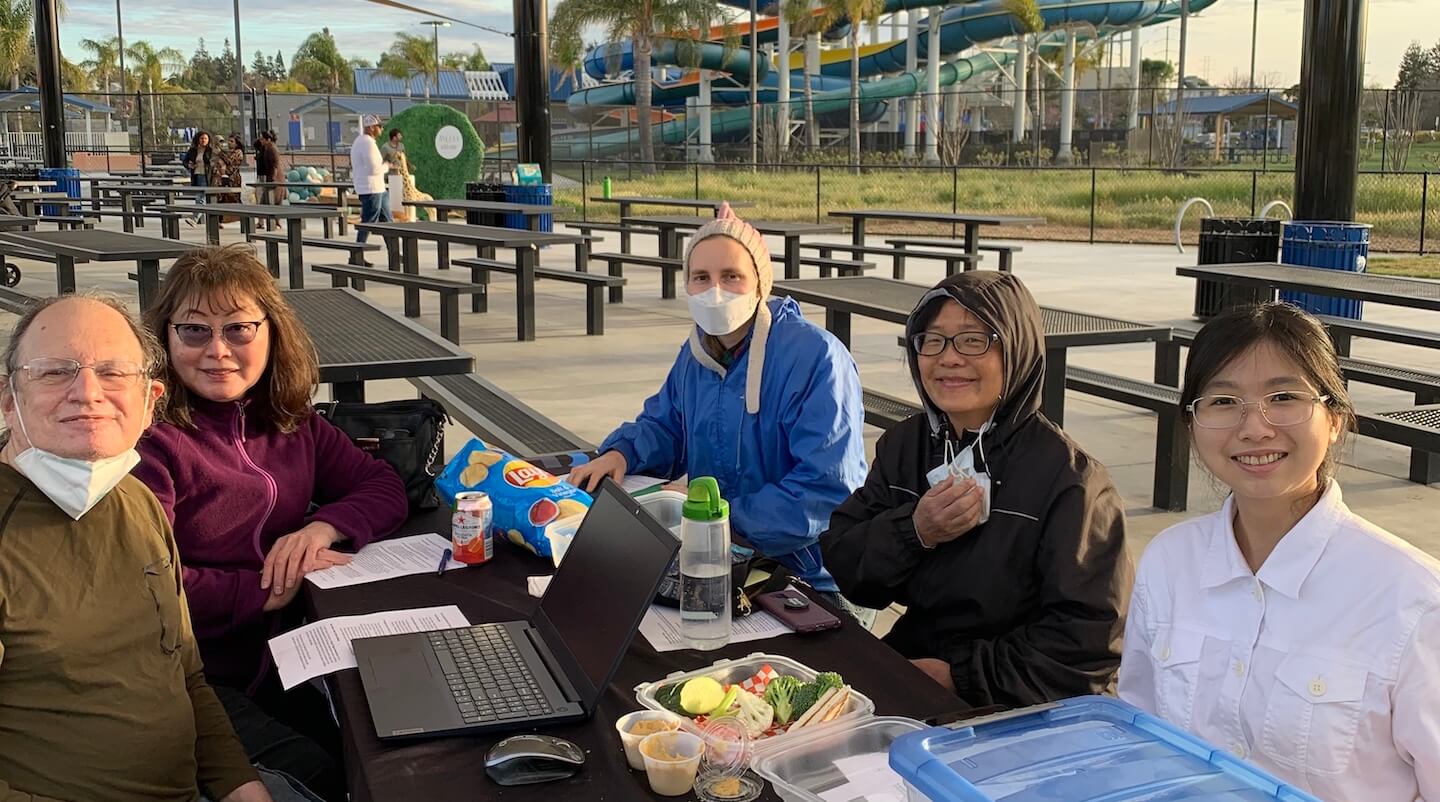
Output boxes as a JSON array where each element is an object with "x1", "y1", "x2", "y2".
[{"x1": 548, "y1": 0, "x2": 1219, "y2": 159}]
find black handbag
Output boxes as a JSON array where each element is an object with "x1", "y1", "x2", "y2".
[{"x1": 314, "y1": 398, "x2": 449, "y2": 512}]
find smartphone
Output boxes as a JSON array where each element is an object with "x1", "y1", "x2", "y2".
[{"x1": 757, "y1": 588, "x2": 842, "y2": 633}]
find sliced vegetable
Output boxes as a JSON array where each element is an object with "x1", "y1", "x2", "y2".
[
  {"x1": 654, "y1": 682, "x2": 690, "y2": 717},
  {"x1": 680, "y1": 677, "x2": 726, "y2": 715},
  {"x1": 732, "y1": 689, "x2": 775, "y2": 738},
  {"x1": 763, "y1": 675, "x2": 803, "y2": 725},
  {"x1": 707, "y1": 685, "x2": 740, "y2": 717}
]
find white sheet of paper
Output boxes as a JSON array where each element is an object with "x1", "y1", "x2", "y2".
[
  {"x1": 268, "y1": 605, "x2": 471, "y2": 690},
  {"x1": 817, "y1": 752, "x2": 909, "y2": 802},
  {"x1": 559, "y1": 473, "x2": 667, "y2": 496},
  {"x1": 638, "y1": 604, "x2": 793, "y2": 652},
  {"x1": 305, "y1": 533, "x2": 464, "y2": 590}
]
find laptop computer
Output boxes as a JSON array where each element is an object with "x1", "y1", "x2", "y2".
[{"x1": 354, "y1": 477, "x2": 680, "y2": 740}]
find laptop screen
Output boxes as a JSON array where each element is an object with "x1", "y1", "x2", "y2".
[{"x1": 537, "y1": 480, "x2": 679, "y2": 700}]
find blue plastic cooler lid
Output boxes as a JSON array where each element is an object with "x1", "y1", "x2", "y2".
[{"x1": 888, "y1": 696, "x2": 1320, "y2": 802}]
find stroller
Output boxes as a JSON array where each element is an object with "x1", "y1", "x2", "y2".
[{"x1": 0, "y1": 180, "x2": 25, "y2": 287}]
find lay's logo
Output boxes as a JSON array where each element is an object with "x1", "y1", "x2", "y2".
[{"x1": 503, "y1": 461, "x2": 557, "y2": 489}]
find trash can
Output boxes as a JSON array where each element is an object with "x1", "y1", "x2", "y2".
[
  {"x1": 1194, "y1": 218, "x2": 1281, "y2": 319},
  {"x1": 1280, "y1": 221, "x2": 1370, "y2": 320},
  {"x1": 38, "y1": 166, "x2": 81, "y2": 216},
  {"x1": 465, "y1": 181, "x2": 506, "y2": 227},
  {"x1": 502, "y1": 183, "x2": 553, "y2": 232}
]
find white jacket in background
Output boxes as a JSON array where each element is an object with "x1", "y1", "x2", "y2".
[{"x1": 350, "y1": 133, "x2": 386, "y2": 195}]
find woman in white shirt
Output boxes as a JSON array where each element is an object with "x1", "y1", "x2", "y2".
[{"x1": 1118, "y1": 302, "x2": 1439, "y2": 802}]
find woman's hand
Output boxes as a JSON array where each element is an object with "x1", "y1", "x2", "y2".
[
  {"x1": 912, "y1": 476, "x2": 983, "y2": 548},
  {"x1": 567, "y1": 451, "x2": 628, "y2": 493},
  {"x1": 911, "y1": 658, "x2": 957, "y2": 693},
  {"x1": 261, "y1": 522, "x2": 350, "y2": 594}
]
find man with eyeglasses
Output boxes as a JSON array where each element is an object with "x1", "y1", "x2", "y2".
[{"x1": 0, "y1": 295, "x2": 289, "y2": 802}]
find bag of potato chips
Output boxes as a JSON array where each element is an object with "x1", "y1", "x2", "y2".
[{"x1": 436, "y1": 439, "x2": 592, "y2": 558}]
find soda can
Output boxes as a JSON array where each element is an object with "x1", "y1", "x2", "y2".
[{"x1": 452, "y1": 491, "x2": 494, "y2": 564}]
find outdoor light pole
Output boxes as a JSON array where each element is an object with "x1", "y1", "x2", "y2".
[
  {"x1": 513, "y1": 0, "x2": 551, "y2": 179},
  {"x1": 116, "y1": 0, "x2": 126, "y2": 99},
  {"x1": 234, "y1": 0, "x2": 246, "y2": 138},
  {"x1": 1248, "y1": 0, "x2": 1258, "y2": 91},
  {"x1": 422, "y1": 21, "x2": 450, "y2": 96},
  {"x1": 35, "y1": 0, "x2": 66, "y2": 167},
  {"x1": 749, "y1": 0, "x2": 758, "y2": 166},
  {"x1": 1294, "y1": 0, "x2": 1367, "y2": 221}
]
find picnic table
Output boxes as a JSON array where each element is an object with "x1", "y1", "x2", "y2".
[
  {"x1": 590, "y1": 197, "x2": 752, "y2": 254},
  {"x1": 0, "y1": 214, "x2": 35, "y2": 231},
  {"x1": 0, "y1": 229, "x2": 193, "y2": 305},
  {"x1": 11, "y1": 192, "x2": 73, "y2": 218},
  {"x1": 92, "y1": 182, "x2": 235, "y2": 232},
  {"x1": 249, "y1": 182, "x2": 356, "y2": 234},
  {"x1": 357, "y1": 221, "x2": 587, "y2": 342},
  {"x1": 1176, "y1": 262, "x2": 1440, "y2": 313},
  {"x1": 286, "y1": 288, "x2": 473, "y2": 402},
  {"x1": 827, "y1": 209, "x2": 1046, "y2": 254},
  {"x1": 774, "y1": 276, "x2": 1172, "y2": 426},
  {"x1": 306, "y1": 505, "x2": 971, "y2": 802},
  {"x1": 161, "y1": 202, "x2": 343, "y2": 286},
  {"x1": 401, "y1": 198, "x2": 554, "y2": 229},
  {"x1": 622, "y1": 215, "x2": 844, "y2": 279}
]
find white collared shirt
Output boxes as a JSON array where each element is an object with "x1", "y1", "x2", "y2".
[{"x1": 1118, "y1": 482, "x2": 1440, "y2": 802}]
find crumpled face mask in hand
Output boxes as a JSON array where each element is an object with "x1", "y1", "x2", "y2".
[
  {"x1": 687, "y1": 287, "x2": 759, "y2": 337},
  {"x1": 925, "y1": 429, "x2": 992, "y2": 525}
]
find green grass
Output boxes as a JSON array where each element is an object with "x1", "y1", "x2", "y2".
[
  {"x1": 552, "y1": 166, "x2": 1440, "y2": 251},
  {"x1": 1369, "y1": 255, "x2": 1440, "y2": 279}
]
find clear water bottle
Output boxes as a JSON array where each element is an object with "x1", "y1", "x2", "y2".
[{"x1": 679, "y1": 477, "x2": 731, "y2": 651}]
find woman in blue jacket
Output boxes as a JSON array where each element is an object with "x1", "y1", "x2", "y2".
[{"x1": 569, "y1": 204, "x2": 868, "y2": 617}]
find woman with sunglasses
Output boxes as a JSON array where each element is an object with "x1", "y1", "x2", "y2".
[
  {"x1": 1118, "y1": 303, "x2": 1439, "y2": 800},
  {"x1": 134, "y1": 245, "x2": 408, "y2": 802},
  {"x1": 821, "y1": 272, "x2": 1132, "y2": 708}
]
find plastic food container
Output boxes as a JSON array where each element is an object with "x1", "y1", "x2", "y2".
[
  {"x1": 753, "y1": 716, "x2": 927, "y2": 802},
  {"x1": 634, "y1": 653, "x2": 876, "y2": 758},
  {"x1": 889, "y1": 696, "x2": 1322, "y2": 802},
  {"x1": 616, "y1": 710, "x2": 685, "y2": 771},
  {"x1": 543, "y1": 513, "x2": 584, "y2": 567},
  {"x1": 640, "y1": 730, "x2": 704, "y2": 796},
  {"x1": 546, "y1": 489, "x2": 685, "y2": 567}
]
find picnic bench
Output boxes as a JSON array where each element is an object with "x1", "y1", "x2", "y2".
[
  {"x1": 885, "y1": 237, "x2": 1023, "y2": 273},
  {"x1": 0, "y1": 285, "x2": 39, "y2": 314},
  {"x1": 589, "y1": 252, "x2": 683, "y2": 301},
  {"x1": 1314, "y1": 314, "x2": 1440, "y2": 356},
  {"x1": 1358, "y1": 407, "x2": 1440, "y2": 484},
  {"x1": 410, "y1": 373, "x2": 593, "y2": 457},
  {"x1": 801, "y1": 241, "x2": 980, "y2": 280},
  {"x1": 311, "y1": 264, "x2": 487, "y2": 344},
  {"x1": 452, "y1": 257, "x2": 623, "y2": 335},
  {"x1": 250, "y1": 231, "x2": 380, "y2": 273}
]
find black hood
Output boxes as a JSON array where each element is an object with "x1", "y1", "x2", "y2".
[{"x1": 904, "y1": 271, "x2": 1046, "y2": 447}]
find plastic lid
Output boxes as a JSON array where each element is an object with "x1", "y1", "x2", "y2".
[
  {"x1": 682, "y1": 477, "x2": 729, "y2": 522},
  {"x1": 693, "y1": 716, "x2": 761, "y2": 802}
]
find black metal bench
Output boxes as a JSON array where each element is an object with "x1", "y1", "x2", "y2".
[
  {"x1": 251, "y1": 231, "x2": 380, "y2": 274},
  {"x1": 590, "y1": 252, "x2": 684, "y2": 302},
  {"x1": 862, "y1": 388, "x2": 923, "y2": 430},
  {"x1": 885, "y1": 238, "x2": 1022, "y2": 273},
  {"x1": 1316, "y1": 314, "x2": 1440, "y2": 356},
  {"x1": 36, "y1": 215, "x2": 93, "y2": 231},
  {"x1": 563, "y1": 221, "x2": 663, "y2": 256},
  {"x1": 451, "y1": 257, "x2": 624, "y2": 335},
  {"x1": 800, "y1": 242, "x2": 980, "y2": 280},
  {"x1": 81, "y1": 208, "x2": 183, "y2": 238},
  {"x1": 1358, "y1": 406, "x2": 1440, "y2": 484},
  {"x1": 0, "y1": 285, "x2": 40, "y2": 314},
  {"x1": 796, "y1": 254, "x2": 875, "y2": 278},
  {"x1": 410, "y1": 373, "x2": 593, "y2": 457},
  {"x1": 310, "y1": 264, "x2": 485, "y2": 344},
  {"x1": 1064, "y1": 367, "x2": 1189, "y2": 511}
]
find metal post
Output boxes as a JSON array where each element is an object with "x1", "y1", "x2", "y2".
[
  {"x1": 698, "y1": 69, "x2": 713, "y2": 162},
  {"x1": 1089, "y1": 168, "x2": 1097, "y2": 243},
  {"x1": 814, "y1": 166, "x2": 820, "y2": 224},
  {"x1": 778, "y1": 9, "x2": 790, "y2": 153},
  {"x1": 234, "y1": 0, "x2": 245, "y2": 141},
  {"x1": 1176, "y1": 0, "x2": 1190, "y2": 161},
  {"x1": 1294, "y1": 0, "x2": 1367, "y2": 221},
  {"x1": 923, "y1": 9, "x2": 941, "y2": 164},
  {"x1": 1058, "y1": 31, "x2": 1077, "y2": 165},
  {"x1": 904, "y1": 11, "x2": 919, "y2": 157},
  {"x1": 1128, "y1": 27, "x2": 1142, "y2": 131},
  {"x1": 1381, "y1": 89, "x2": 1390, "y2": 172},
  {"x1": 1420, "y1": 172, "x2": 1428, "y2": 254},
  {"x1": 34, "y1": 0, "x2": 66, "y2": 167},
  {"x1": 1249, "y1": 0, "x2": 1259, "y2": 92},
  {"x1": 116, "y1": 0, "x2": 126, "y2": 95},
  {"x1": 514, "y1": 0, "x2": 552, "y2": 179},
  {"x1": 749, "y1": 0, "x2": 758, "y2": 167},
  {"x1": 1012, "y1": 38, "x2": 1028, "y2": 145},
  {"x1": 136, "y1": 90, "x2": 146, "y2": 167}
]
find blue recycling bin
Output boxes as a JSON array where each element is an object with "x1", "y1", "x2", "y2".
[
  {"x1": 502, "y1": 183, "x2": 553, "y2": 232},
  {"x1": 1279, "y1": 221, "x2": 1370, "y2": 320},
  {"x1": 38, "y1": 166, "x2": 81, "y2": 216}
]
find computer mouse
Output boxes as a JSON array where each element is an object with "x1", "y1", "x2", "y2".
[{"x1": 484, "y1": 734, "x2": 586, "y2": 786}]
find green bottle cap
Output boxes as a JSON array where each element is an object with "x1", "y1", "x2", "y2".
[{"x1": 682, "y1": 477, "x2": 728, "y2": 522}]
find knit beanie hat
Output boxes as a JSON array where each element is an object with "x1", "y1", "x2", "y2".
[{"x1": 683, "y1": 202, "x2": 773, "y2": 414}]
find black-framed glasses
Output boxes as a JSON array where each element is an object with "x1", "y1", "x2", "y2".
[
  {"x1": 910, "y1": 331, "x2": 998, "y2": 358},
  {"x1": 170, "y1": 319, "x2": 267, "y2": 348},
  {"x1": 1187, "y1": 390, "x2": 1331, "y2": 429},
  {"x1": 16, "y1": 357, "x2": 146, "y2": 390}
]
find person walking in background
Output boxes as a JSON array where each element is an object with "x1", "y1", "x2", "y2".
[
  {"x1": 380, "y1": 128, "x2": 408, "y2": 174},
  {"x1": 182, "y1": 130, "x2": 216, "y2": 226},
  {"x1": 350, "y1": 115, "x2": 388, "y2": 265},
  {"x1": 255, "y1": 131, "x2": 281, "y2": 206},
  {"x1": 217, "y1": 135, "x2": 246, "y2": 219}
]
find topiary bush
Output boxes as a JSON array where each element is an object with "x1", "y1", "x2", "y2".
[{"x1": 383, "y1": 104, "x2": 484, "y2": 199}]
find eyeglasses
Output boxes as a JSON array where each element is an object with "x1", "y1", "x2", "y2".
[
  {"x1": 170, "y1": 319, "x2": 267, "y2": 348},
  {"x1": 1187, "y1": 390, "x2": 1331, "y2": 429},
  {"x1": 910, "y1": 331, "x2": 998, "y2": 358},
  {"x1": 16, "y1": 358, "x2": 147, "y2": 390}
]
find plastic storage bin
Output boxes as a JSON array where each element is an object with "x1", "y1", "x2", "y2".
[
  {"x1": 753, "y1": 716, "x2": 927, "y2": 802},
  {"x1": 635, "y1": 653, "x2": 876, "y2": 758},
  {"x1": 502, "y1": 182, "x2": 553, "y2": 232},
  {"x1": 889, "y1": 696, "x2": 1320, "y2": 802},
  {"x1": 1195, "y1": 218, "x2": 1281, "y2": 318},
  {"x1": 38, "y1": 166, "x2": 80, "y2": 215},
  {"x1": 1279, "y1": 221, "x2": 1370, "y2": 320}
]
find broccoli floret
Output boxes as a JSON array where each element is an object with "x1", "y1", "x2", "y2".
[
  {"x1": 792, "y1": 672, "x2": 845, "y2": 720},
  {"x1": 764, "y1": 676, "x2": 804, "y2": 725},
  {"x1": 812, "y1": 672, "x2": 844, "y2": 695}
]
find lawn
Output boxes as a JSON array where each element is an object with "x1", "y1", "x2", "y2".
[{"x1": 1368, "y1": 255, "x2": 1440, "y2": 279}]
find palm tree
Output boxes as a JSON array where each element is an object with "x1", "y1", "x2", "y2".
[
  {"x1": 550, "y1": 33, "x2": 585, "y2": 94},
  {"x1": 550, "y1": 0, "x2": 731, "y2": 171},
  {"x1": 126, "y1": 40, "x2": 184, "y2": 143},
  {"x1": 0, "y1": 0, "x2": 35, "y2": 90},
  {"x1": 781, "y1": 0, "x2": 824, "y2": 150},
  {"x1": 79, "y1": 36, "x2": 120, "y2": 93},
  {"x1": 816, "y1": 0, "x2": 885, "y2": 170},
  {"x1": 292, "y1": 28, "x2": 353, "y2": 94},
  {"x1": 60, "y1": 55, "x2": 86, "y2": 91},
  {"x1": 377, "y1": 33, "x2": 436, "y2": 99}
]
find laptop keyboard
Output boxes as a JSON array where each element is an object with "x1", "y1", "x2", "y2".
[{"x1": 427, "y1": 624, "x2": 554, "y2": 724}]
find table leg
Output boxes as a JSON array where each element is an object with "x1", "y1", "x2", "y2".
[
  {"x1": 323, "y1": 216, "x2": 334, "y2": 239},
  {"x1": 528, "y1": 213, "x2": 541, "y2": 232},
  {"x1": 963, "y1": 223, "x2": 979, "y2": 255},
  {"x1": 338, "y1": 191, "x2": 349, "y2": 236},
  {"x1": 88, "y1": 182, "x2": 100, "y2": 212},
  {"x1": 239, "y1": 217, "x2": 254, "y2": 240},
  {"x1": 851, "y1": 218, "x2": 866, "y2": 248},
  {"x1": 403, "y1": 237, "x2": 421, "y2": 318},
  {"x1": 1153, "y1": 340, "x2": 1182, "y2": 387},
  {"x1": 619, "y1": 202, "x2": 632, "y2": 254},
  {"x1": 784, "y1": 237, "x2": 800, "y2": 281},
  {"x1": 475, "y1": 245, "x2": 494, "y2": 312},
  {"x1": 574, "y1": 240, "x2": 589, "y2": 273},
  {"x1": 162, "y1": 215, "x2": 179, "y2": 240},
  {"x1": 136, "y1": 259, "x2": 160, "y2": 310},
  {"x1": 516, "y1": 245, "x2": 537, "y2": 342},
  {"x1": 206, "y1": 214, "x2": 221, "y2": 246},
  {"x1": 333, "y1": 381, "x2": 366, "y2": 402},
  {"x1": 54, "y1": 254, "x2": 76, "y2": 295},
  {"x1": 437, "y1": 240, "x2": 450, "y2": 270},
  {"x1": 824, "y1": 309, "x2": 852, "y2": 349},
  {"x1": 286, "y1": 219, "x2": 305, "y2": 289},
  {"x1": 658, "y1": 226, "x2": 679, "y2": 261},
  {"x1": 1042, "y1": 347, "x2": 1067, "y2": 427}
]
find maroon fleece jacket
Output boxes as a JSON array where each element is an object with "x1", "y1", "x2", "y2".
[{"x1": 133, "y1": 397, "x2": 408, "y2": 691}]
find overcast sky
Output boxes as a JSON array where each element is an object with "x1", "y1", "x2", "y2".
[{"x1": 54, "y1": 0, "x2": 1439, "y2": 90}]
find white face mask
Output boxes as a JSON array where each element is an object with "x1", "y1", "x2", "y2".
[
  {"x1": 687, "y1": 287, "x2": 759, "y2": 337},
  {"x1": 7, "y1": 377, "x2": 142, "y2": 520},
  {"x1": 926, "y1": 420, "x2": 993, "y2": 525}
]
